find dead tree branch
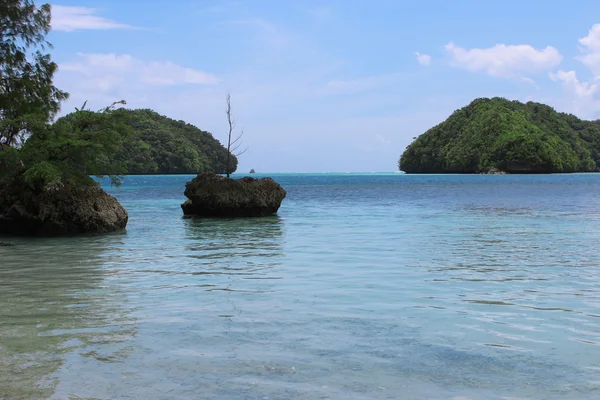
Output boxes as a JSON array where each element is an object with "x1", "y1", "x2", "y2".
[{"x1": 225, "y1": 94, "x2": 248, "y2": 177}]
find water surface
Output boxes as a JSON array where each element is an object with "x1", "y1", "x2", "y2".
[{"x1": 2, "y1": 173, "x2": 600, "y2": 399}]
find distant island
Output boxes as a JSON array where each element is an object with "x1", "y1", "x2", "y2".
[
  {"x1": 399, "y1": 97, "x2": 600, "y2": 174},
  {"x1": 61, "y1": 109, "x2": 236, "y2": 175}
]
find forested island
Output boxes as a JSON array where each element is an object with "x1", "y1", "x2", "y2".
[
  {"x1": 55, "y1": 108, "x2": 235, "y2": 175},
  {"x1": 97, "y1": 109, "x2": 235, "y2": 175},
  {"x1": 399, "y1": 97, "x2": 600, "y2": 174}
]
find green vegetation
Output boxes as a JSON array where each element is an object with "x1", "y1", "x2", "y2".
[
  {"x1": 0, "y1": 1, "x2": 68, "y2": 148},
  {"x1": 98, "y1": 108, "x2": 236, "y2": 175},
  {"x1": 399, "y1": 97, "x2": 600, "y2": 173},
  {"x1": 0, "y1": 1, "x2": 235, "y2": 192},
  {"x1": 0, "y1": 1, "x2": 127, "y2": 189},
  {"x1": 0, "y1": 2, "x2": 134, "y2": 236},
  {"x1": 1, "y1": 102, "x2": 131, "y2": 189}
]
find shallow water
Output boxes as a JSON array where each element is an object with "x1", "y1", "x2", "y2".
[{"x1": 2, "y1": 173, "x2": 600, "y2": 399}]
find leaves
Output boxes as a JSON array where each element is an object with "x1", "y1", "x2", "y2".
[
  {"x1": 94, "y1": 108, "x2": 236, "y2": 175},
  {"x1": 2, "y1": 104, "x2": 129, "y2": 189},
  {"x1": 0, "y1": 3, "x2": 129, "y2": 190},
  {"x1": 22, "y1": 159, "x2": 60, "y2": 187},
  {"x1": 399, "y1": 97, "x2": 600, "y2": 173},
  {"x1": 0, "y1": 1, "x2": 69, "y2": 146}
]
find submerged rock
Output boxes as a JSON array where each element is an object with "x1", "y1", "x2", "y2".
[
  {"x1": 181, "y1": 173, "x2": 286, "y2": 218},
  {"x1": 0, "y1": 180, "x2": 128, "y2": 236}
]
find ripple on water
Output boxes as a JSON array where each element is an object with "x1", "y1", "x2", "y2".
[{"x1": 2, "y1": 174, "x2": 600, "y2": 399}]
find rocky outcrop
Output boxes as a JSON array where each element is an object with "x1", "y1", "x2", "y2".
[
  {"x1": 181, "y1": 173, "x2": 286, "y2": 217},
  {"x1": 482, "y1": 168, "x2": 507, "y2": 174},
  {"x1": 0, "y1": 180, "x2": 128, "y2": 236}
]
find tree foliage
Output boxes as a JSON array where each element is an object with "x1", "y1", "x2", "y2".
[
  {"x1": 73, "y1": 108, "x2": 237, "y2": 175},
  {"x1": 1, "y1": 102, "x2": 131, "y2": 189},
  {"x1": 0, "y1": 2, "x2": 132, "y2": 192},
  {"x1": 0, "y1": 2, "x2": 237, "y2": 190},
  {"x1": 0, "y1": 1, "x2": 68, "y2": 147},
  {"x1": 399, "y1": 97, "x2": 600, "y2": 173}
]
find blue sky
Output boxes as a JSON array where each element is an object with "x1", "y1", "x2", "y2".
[{"x1": 47, "y1": 0, "x2": 600, "y2": 172}]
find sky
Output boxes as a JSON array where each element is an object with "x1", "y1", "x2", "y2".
[{"x1": 46, "y1": 0, "x2": 600, "y2": 173}]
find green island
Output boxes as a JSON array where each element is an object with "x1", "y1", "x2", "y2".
[
  {"x1": 97, "y1": 108, "x2": 236, "y2": 175},
  {"x1": 399, "y1": 97, "x2": 600, "y2": 174}
]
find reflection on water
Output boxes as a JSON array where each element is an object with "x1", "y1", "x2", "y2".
[
  {"x1": 0, "y1": 235, "x2": 136, "y2": 400},
  {"x1": 184, "y1": 216, "x2": 284, "y2": 263},
  {"x1": 128, "y1": 216, "x2": 287, "y2": 294},
  {"x1": 4, "y1": 174, "x2": 600, "y2": 399},
  {"x1": 184, "y1": 217, "x2": 284, "y2": 291}
]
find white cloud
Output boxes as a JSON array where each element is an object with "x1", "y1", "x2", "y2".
[
  {"x1": 549, "y1": 70, "x2": 600, "y2": 119},
  {"x1": 415, "y1": 52, "x2": 431, "y2": 66},
  {"x1": 51, "y1": 5, "x2": 135, "y2": 32},
  {"x1": 577, "y1": 24, "x2": 600, "y2": 76},
  {"x1": 547, "y1": 25, "x2": 600, "y2": 119},
  {"x1": 550, "y1": 70, "x2": 597, "y2": 97},
  {"x1": 140, "y1": 61, "x2": 219, "y2": 85},
  {"x1": 59, "y1": 53, "x2": 219, "y2": 89},
  {"x1": 445, "y1": 42, "x2": 562, "y2": 81}
]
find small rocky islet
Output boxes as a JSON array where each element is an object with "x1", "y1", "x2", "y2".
[
  {"x1": 181, "y1": 173, "x2": 287, "y2": 218},
  {"x1": 0, "y1": 179, "x2": 127, "y2": 236}
]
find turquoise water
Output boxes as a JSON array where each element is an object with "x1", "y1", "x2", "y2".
[{"x1": 2, "y1": 173, "x2": 600, "y2": 399}]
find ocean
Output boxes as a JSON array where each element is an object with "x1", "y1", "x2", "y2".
[{"x1": 1, "y1": 173, "x2": 600, "y2": 399}]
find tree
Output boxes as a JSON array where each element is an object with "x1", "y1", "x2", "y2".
[
  {"x1": 0, "y1": 100, "x2": 130, "y2": 188},
  {"x1": 0, "y1": 3, "x2": 131, "y2": 192},
  {"x1": 224, "y1": 93, "x2": 247, "y2": 177},
  {"x1": 0, "y1": 1, "x2": 68, "y2": 147}
]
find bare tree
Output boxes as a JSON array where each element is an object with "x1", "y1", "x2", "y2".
[{"x1": 225, "y1": 93, "x2": 248, "y2": 177}]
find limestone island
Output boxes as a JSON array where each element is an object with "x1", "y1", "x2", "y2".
[
  {"x1": 180, "y1": 93, "x2": 286, "y2": 218},
  {"x1": 399, "y1": 97, "x2": 600, "y2": 174},
  {"x1": 181, "y1": 173, "x2": 287, "y2": 218},
  {"x1": 102, "y1": 109, "x2": 235, "y2": 175},
  {"x1": 0, "y1": 106, "x2": 131, "y2": 236}
]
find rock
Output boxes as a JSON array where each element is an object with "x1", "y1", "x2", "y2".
[
  {"x1": 181, "y1": 173, "x2": 286, "y2": 218},
  {"x1": 0, "y1": 180, "x2": 128, "y2": 236},
  {"x1": 483, "y1": 167, "x2": 508, "y2": 174},
  {"x1": 249, "y1": 169, "x2": 256, "y2": 174}
]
